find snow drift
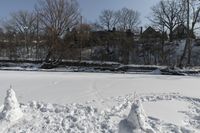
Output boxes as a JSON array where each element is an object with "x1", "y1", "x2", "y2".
[
  {"x1": 119, "y1": 100, "x2": 155, "y2": 133},
  {"x1": 0, "y1": 89, "x2": 23, "y2": 122},
  {"x1": 0, "y1": 87, "x2": 199, "y2": 132}
]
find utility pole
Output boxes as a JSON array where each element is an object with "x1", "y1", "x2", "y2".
[
  {"x1": 36, "y1": 13, "x2": 39, "y2": 61},
  {"x1": 161, "y1": 22, "x2": 165, "y2": 64},
  {"x1": 79, "y1": 16, "x2": 83, "y2": 62},
  {"x1": 24, "y1": 26, "x2": 28, "y2": 59}
]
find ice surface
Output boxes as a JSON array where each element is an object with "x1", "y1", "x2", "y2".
[
  {"x1": 0, "y1": 71, "x2": 199, "y2": 132},
  {"x1": 143, "y1": 100, "x2": 190, "y2": 126},
  {"x1": 0, "y1": 71, "x2": 200, "y2": 106}
]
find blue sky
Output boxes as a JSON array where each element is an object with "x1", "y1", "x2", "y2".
[
  {"x1": 77, "y1": 0, "x2": 160, "y2": 25},
  {"x1": 0, "y1": 0, "x2": 36, "y2": 19},
  {"x1": 0, "y1": 0, "x2": 160, "y2": 26}
]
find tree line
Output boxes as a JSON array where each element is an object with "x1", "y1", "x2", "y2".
[{"x1": 0, "y1": 0, "x2": 200, "y2": 68}]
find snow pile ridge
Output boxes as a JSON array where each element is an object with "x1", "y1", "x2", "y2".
[
  {"x1": 0, "y1": 89, "x2": 23, "y2": 122},
  {"x1": 151, "y1": 68, "x2": 161, "y2": 75},
  {"x1": 119, "y1": 100, "x2": 155, "y2": 133}
]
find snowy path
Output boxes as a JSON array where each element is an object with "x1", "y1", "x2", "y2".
[{"x1": 0, "y1": 71, "x2": 200, "y2": 132}]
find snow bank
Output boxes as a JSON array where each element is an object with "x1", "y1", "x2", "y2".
[
  {"x1": 119, "y1": 100, "x2": 155, "y2": 133},
  {"x1": 151, "y1": 69, "x2": 162, "y2": 75},
  {"x1": 0, "y1": 90, "x2": 199, "y2": 132},
  {"x1": 0, "y1": 89, "x2": 23, "y2": 122}
]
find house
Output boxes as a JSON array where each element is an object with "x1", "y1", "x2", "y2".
[
  {"x1": 140, "y1": 26, "x2": 163, "y2": 43},
  {"x1": 173, "y1": 24, "x2": 195, "y2": 40}
]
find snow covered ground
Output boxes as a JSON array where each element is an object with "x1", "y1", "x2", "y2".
[{"x1": 0, "y1": 71, "x2": 200, "y2": 132}]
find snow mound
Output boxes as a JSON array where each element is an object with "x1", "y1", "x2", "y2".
[
  {"x1": 2, "y1": 102, "x2": 117, "y2": 133},
  {"x1": 0, "y1": 90, "x2": 199, "y2": 132},
  {"x1": 151, "y1": 69, "x2": 162, "y2": 75},
  {"x1": 119, "y1": 100, "x2": 155, "y2": 133},
  {"x1": 0, "y1": 89, "x2": 23, "y2": 122}
]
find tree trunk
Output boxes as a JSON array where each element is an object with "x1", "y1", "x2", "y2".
[
  {"x1": 179, "y1": 0, "x2": 190, "y2": 68},
  {"x1": 44, "y1": 50, "x2": 52, "y2": 63},
  {"x1": 179, "y1": 39, "x2": 189, "y2": 68},
  {"x1": 187, "y1": 39, "x2": 192, "y2": 65},
  {"x1": 161, "y1": 25, "x2": 165, "y2": 64},
  {"x1": 169, "y1": 28, "x2": 173, "y2": 42}
]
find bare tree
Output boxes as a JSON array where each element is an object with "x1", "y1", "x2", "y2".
[
  {"x1": 91, "y1": 22, "x2": 103, "y2": 31},
  {"x1": 0, "y1": 27, "x2": 4, "y2": 42},
  {"x1": 4, "y1": 10, "x2": 37, "y2": 57},
  {"x1": 36, "y1": 0, "x2": 80, "y2": 66},
  {"x1": 117, "y1": 8, "x2": 140, "y2": 31},
  {"x1": 179, "y1": 0, "x2": 200, "y2": 67},
  {"x1": 99, "y1": 9, "x2": 118, "y2": 31},
  {"x1": 150, "y1": 0, "x2": 184, "y2": 42}
]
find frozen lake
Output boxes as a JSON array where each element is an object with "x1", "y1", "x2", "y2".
[
  {"x1": 0, "y1": 70, "x2": 199, "y2": 106},
  {"x1": 1, "y1": 70, "x2": 200, "y2": 132}
]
